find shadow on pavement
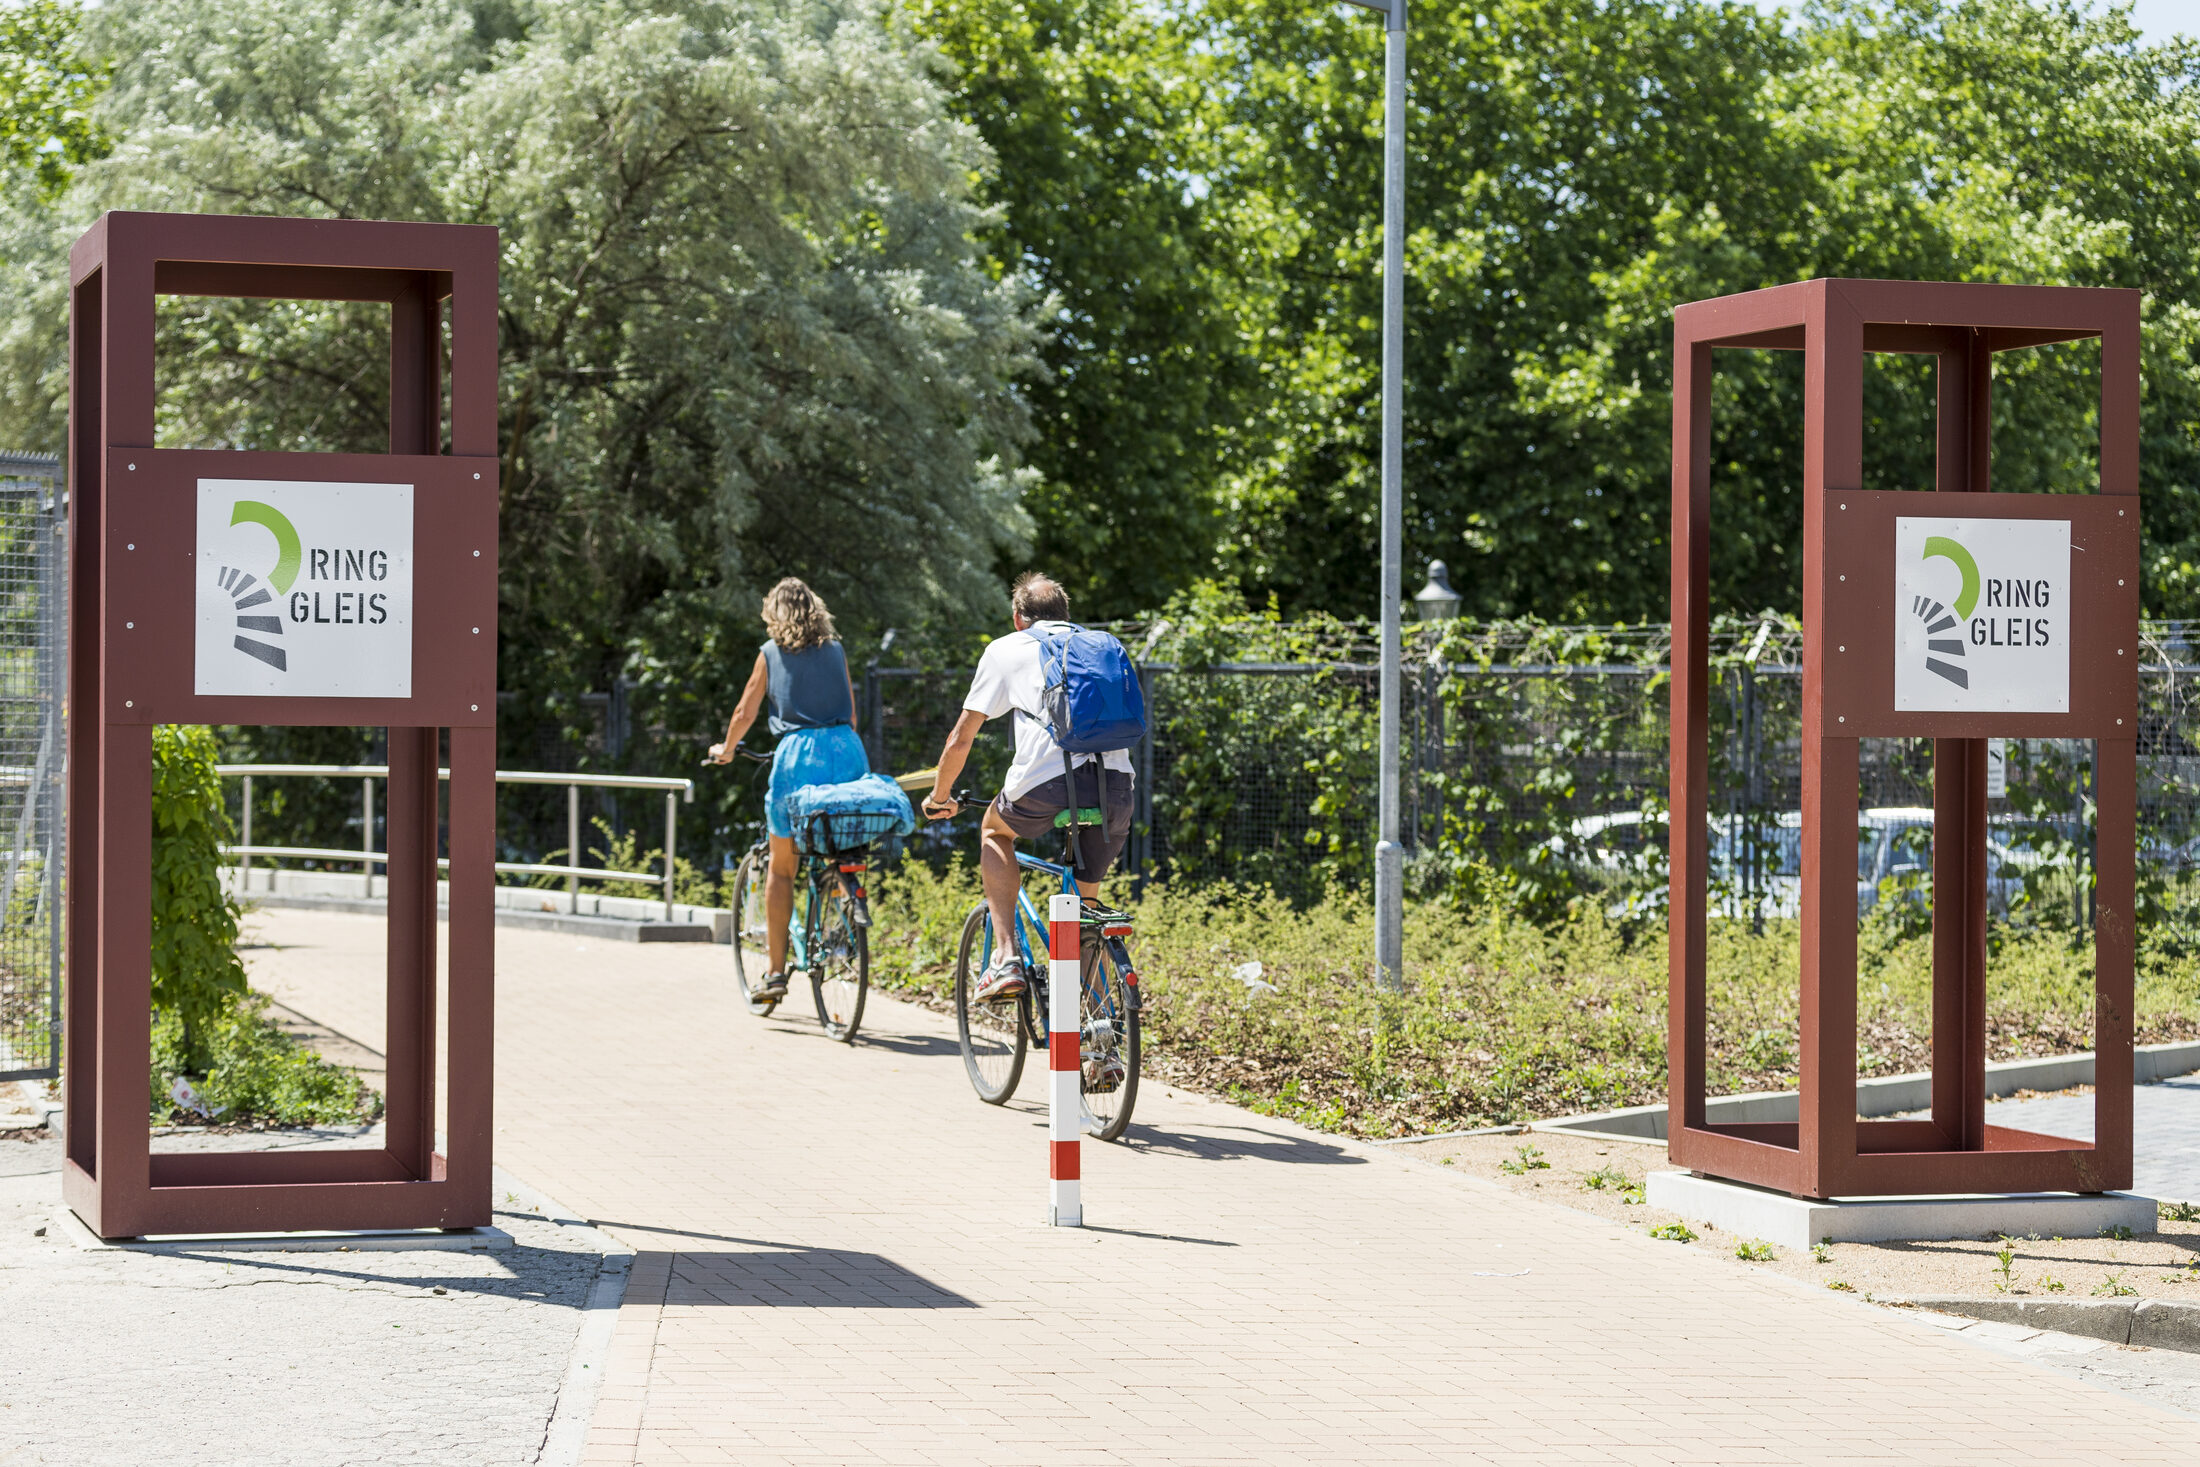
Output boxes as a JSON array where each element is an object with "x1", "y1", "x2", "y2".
[
  {"x1": 660, "y1": 1248, "x2": 977, "y2": 1309},
  {"x1": 143, "y1": 1237, "x2": 599, "y2": 1307},
  {"x1": 1119, "y1": 1121, "x2": 1368, "y2": 1167},
  {"x1": 592, "y1": 1219, "x2": 790, "y2": 1249},
  {"x1": 1080, "y1": 1224, "x2": 1238, "y2": 1247},
  {"x1": 848, "y1": 1031, "x2": 962, "y2": 1058},
  {"x1": 756, "y1": 1020, "x2": 961, "y2": 1059}
]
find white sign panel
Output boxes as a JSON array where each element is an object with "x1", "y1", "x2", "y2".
[
  {"x1": 1893, "y1": 516, "x2": 2069, "y2": 714},
  {"x1": 194, "y1": 479, "x2": 414, "y2": 698}
]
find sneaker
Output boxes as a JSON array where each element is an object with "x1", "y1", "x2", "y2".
[
  {"x1": 754, "y1": 971, "x2": 790, "y2": 1002},
  {"x1": 973, "y1": 954, "x2": 1027, "y2": 1003}
]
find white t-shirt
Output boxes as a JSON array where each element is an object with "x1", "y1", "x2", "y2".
[{"x1": 963, "y1": 623, "x2": 1137, "y2": 802}]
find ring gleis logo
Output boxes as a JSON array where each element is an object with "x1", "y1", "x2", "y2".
[
  {"x1": 1893, "y1": 513, "x2": 2068, "y2": 715},
  {"x1": 217, "y1": 500, "x2": 300, "y2": 672},
  {"x1": 1910, "y1": 534, "x2": 1978, "y2": 689},
  {"x1": 195, "y1": 478, "x2": 414, "y2": 700}
]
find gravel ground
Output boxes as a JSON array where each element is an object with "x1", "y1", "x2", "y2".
[
  {"x1": 0, "y1": 1128, "x2": 619, "y2": 1467},
  {"x1": 1394, "y1": 1127, "x2": 2200, "y2": 1303}
]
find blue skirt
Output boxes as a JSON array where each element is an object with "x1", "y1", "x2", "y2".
[{"x1": 766, "y1": 724, "x2": 869, "y2": 839}]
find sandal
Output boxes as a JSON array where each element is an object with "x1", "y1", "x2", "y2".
[{"x1": 755, "y1": 971, "x2": 791, "y2": 1001}]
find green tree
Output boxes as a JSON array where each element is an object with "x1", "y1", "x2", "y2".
[
  {"x1": 0, "y1": 0, "x2": 108, "y2": 202},
  {"x1": 1790, "y1": 0, "x2": 2200, "y2": 617},
  {"x1": 906, "y1": 0, "x2": 1259, "y2": 616},
  {"x1": 0, "y1": 0, "x2": 1045, "y2": 789},
  {"x1": 1196, "y1": 0, "x2": 2200, "y2": 622},
  {"x1": 150, "y1": 724, "x2": 248, "y2": 1073}
]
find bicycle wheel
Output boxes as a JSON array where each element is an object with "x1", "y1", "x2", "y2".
[
  {"x1": 954, "y1": 901, "x2": 1028, "y2": 1103},
  {"x1": 1078, "y1": 939, "x2": 1140, "y2": 1142},
  {"x1": 728, "y1": 846, "x2": 781, "y2": 1016},
  {"x1": 810, "y1": 885, "x2": 868, "y2": 1043}
]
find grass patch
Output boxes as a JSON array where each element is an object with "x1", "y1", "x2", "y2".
[
  {"x1": 863, "y1": 860, "x2": 2200, "y2": 1139},
  {"x1": 1648, "y1": 1222, "x2": 1697, "y2": 1243},
  {"x1": 151, "y1": 994, "x2": 380, "y2": 1126}
]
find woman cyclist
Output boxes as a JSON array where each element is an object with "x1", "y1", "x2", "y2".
[{"x1": 707, "y1": 578, "x2": 866, "y2": 1003}]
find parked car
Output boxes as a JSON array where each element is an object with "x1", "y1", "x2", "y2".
[{"x1": 1546, "y1": 805, "x2": 2030, "y2": 919}]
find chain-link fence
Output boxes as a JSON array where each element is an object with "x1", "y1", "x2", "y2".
[
  {"x1": 212, "y1": 612, "x2": 2200, "y2": 932},
  {"x1": 852, "y1": 617, "x2": 2200, "y2": 931},
  {"x1": 0, "y1": 454, "x2": 63, "y2": 1080}
]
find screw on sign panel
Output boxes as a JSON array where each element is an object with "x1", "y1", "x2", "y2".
[{"x1": 1048, "y1": 892, "x2": 1082, "y2": 1226}]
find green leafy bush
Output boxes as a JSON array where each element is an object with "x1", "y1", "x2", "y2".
[
  {"x1": 864, "y1": 860, "x2": 2200, "y2": 1138},
  {"x1": 533, "y1": 816, "x2": 726, "y2": 907},
  {"x1": 146, "y1": 724, "x2": 374, "y2": 1125},
  {"x1": 151, "y1": 724, "x2": 247, "y2": 1073},
  {"x1": 150, "y1": 995, "x2": 376, "y2": 1126}
]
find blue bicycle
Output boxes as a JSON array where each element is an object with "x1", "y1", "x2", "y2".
[{"x1": 946, "y1": 787, "x2": 1141, "y2": 1142}]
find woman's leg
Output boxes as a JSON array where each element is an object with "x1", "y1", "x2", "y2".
[{"x1": 766, "y1": 834, "x2": 798, "y2": 973}]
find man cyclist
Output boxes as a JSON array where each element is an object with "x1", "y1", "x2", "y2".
[{"x1": 921, "y1": 572, "x2": 1134, "y2": 1002}]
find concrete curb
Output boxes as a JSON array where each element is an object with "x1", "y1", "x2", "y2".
[
  {"x1": 1535, "y1": 1038, "x2": 2200, "y2": 1142},
  {"x1": 1906, "y1": 1295, "x2": 2200, "y2": 1352},
  {"x1": 489, "y1": 1166, "x2": 634, "y2": 1467}
]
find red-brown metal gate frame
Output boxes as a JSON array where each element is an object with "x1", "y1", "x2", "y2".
[
  {"x1": 1669, "y1": 278, "x2": 2138, "y2": 1198},
  {"x1": 64, "y1": 212, "x2": 499, "y2": 1236}
]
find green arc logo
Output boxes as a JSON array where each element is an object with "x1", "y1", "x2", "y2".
[
  {"x1": 1911, "y1": 534, "x2": 1976, "y2": 691},
  {"x1": 229, "y1": 500, "x2": 300, "y2": 594},
  {"x1": 1922, "y1": 534, "x2": 1979, "y2": 620}
]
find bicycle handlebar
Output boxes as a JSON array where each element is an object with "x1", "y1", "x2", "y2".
[{"x1": 700, "y1": 744, "x2": 774, "y2": 767}]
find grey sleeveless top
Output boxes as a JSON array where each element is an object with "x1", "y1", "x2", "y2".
[{"x1": 761, "y1": 640, "x2": 852, "y2": 736}]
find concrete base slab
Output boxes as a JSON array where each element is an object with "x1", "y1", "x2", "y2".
[
  {"x1": 55, "y1": 1206, "x2": 514, "y2": 1252},
  {"x1": 1646, "y1": 1170, "x2": 2156, "y2": 1251}
]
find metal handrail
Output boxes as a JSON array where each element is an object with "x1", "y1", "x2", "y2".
[
  {"x1": 226, "y1": 844, "x2": 668, "y2": 886},
  {"x1": 216, "y1": 763, "x2": 694, "y2": 794},
  {"x1": 218, "y1": 763, "x2": 696, "y2": 920}
]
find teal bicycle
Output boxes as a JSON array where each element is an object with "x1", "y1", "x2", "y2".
[
  {"x1": 723, "y1": 746, "x2": 876, "y2": 1042},
  {"x1": 945, "y1": 786, "x2": 1141, "y2": 1142}
]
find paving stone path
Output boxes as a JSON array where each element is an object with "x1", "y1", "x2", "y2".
[
  {"x1": 0, "y1": 1127, "x2": 615, "y2": 1467},
  {"x1": 230, "y1": 907, "x2": 2200, "y2": 1464}
]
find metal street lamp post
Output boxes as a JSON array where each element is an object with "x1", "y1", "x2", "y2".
[{"x1": 1342, "y1": 0, "x2": 1408, "y2": 991}]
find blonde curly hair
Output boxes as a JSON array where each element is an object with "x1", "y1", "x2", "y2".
[{"x1": 761, "y1": 577, "x2": 837, "y2": 653}]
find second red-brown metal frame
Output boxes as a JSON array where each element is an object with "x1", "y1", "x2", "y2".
[{"x1": 1669, "y1": 279, "x2": 2138, "y2": 1198}]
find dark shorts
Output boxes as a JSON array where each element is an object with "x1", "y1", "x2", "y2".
[{"x1": 995, "y1": 768, "x2": 1134, "y2": 879}]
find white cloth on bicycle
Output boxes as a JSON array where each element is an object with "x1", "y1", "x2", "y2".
[{"x1": 962, "y1": 622, "x2": 1136, "y2": 802}]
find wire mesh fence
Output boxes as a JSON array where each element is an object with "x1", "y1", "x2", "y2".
[
  {"x1": 854, "y1": 616, "x2": 2200, "y2": 932},
  {"x1": 208, "y1": 612, "x2": 2200, "y2": 934},
  {"x1": 0, "y1": 454, "x2": 63, "y2": 1080}
]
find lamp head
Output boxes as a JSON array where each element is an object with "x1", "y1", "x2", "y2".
[{"x1": 1413, "y1": 559, "x2": 1462, "y2": 621}]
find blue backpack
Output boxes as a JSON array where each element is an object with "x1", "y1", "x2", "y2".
[{"x1": 1029, "y1": 623, "x2": 1148, "y2": 753}]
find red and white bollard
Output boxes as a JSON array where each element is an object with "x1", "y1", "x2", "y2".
[{"x1": 1047, "y1": 892, "x2": 1082, "y2": 1227}]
